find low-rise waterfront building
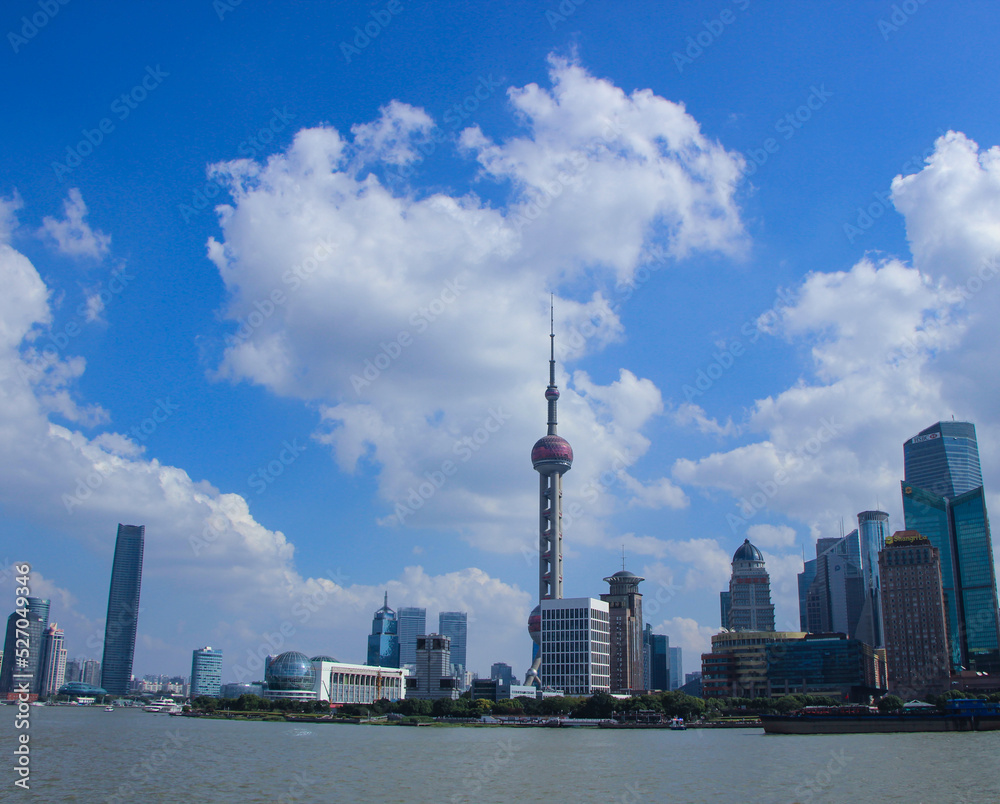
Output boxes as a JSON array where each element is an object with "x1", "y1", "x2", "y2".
[
  {"x1": 765, "y1": 633, "x2": 887, "y2": 702},
  {"x1": 701, "y1": 630, "x2": 806, "y2": 698}
]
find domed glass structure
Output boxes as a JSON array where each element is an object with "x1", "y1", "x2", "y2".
[
  {"x1": 265, "y1": 651, "x2": 316, "y2": 691},
  {"x1": 733, "y1": 538, "x2": 764, "y2": 563},
  {"x1": 309, "y1": 655, "x2": 338, "y2": 663}
]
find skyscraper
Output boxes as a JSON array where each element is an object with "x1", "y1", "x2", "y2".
[
  {"x1": 0, "y1": 598, "x2": 50, "y2": 697},
  {"x1": 64, "y1": 660, "x2": 82, "y2": 684},
  {"x1": 438, "y1": 611, "x2": 467, "y2": 677},
  {"x1": 668, "y1": 646, "x2": 683, "y2": 691},
  {"x1": 397, "y1": 606, "x2": 426, "y2": 667},
  {"x1": 643, "y1": 625, "x2": 669, "y2": 691},
  {"x1": 797, "y1": 557, "x2": 817, "y2": 632},
  {"x1": 408, "y1": 634, "x2": 459, "y2": 700},
  {"x1": 904, "y1": 421, "x2": 982, "y2": 497},
  {"x1": 600, "y1": 569, "x2": 644, "y2": 693},
  {"x1": 879, "y1": 531, "x2": 951, "y2": 698},
  {"x1": 40, "y1": 623, "x2": 67, "y2": 696},
  {"x1": 101, "y1": 524, "x2": 145, "y2": 696},
  {"x1": 800, "y1": 531, "x2": 867, "y2": 641},
  {"x1": 526, "y1": 303, "x2": 573, "y2": 687},
  {"x1": 857, "y1": 509, "x2": 890, "y2": 647},
  {"x1": 722, "y1": 539, "x2": 775, "y2": 631},
  {"x1": 366, "y1": 592, "x2": 400, "y2": 668},
  {"x1": 83, "y1": 659, "x2": 102, "y2": 687},
  {"x1": 490, "y1": 662, "x2": 513, "y2": 686},
  {"x1": 540, "y1": 598, "x2": 610, "y2": 695},
  {"x1": 191, "y1": 646, "x2": 223, "y2": 698},
  {"x1": 902, "y1": 421, "x2": 1000, "y2": 673}
]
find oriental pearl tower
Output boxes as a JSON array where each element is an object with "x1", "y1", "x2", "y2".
[{"x1": 525, "y1": 301, "x2": 573, "y2": 688}]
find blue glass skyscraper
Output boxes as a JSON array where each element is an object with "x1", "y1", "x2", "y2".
[
  {"x1": 397, "y1": 606, "x2": 426, "y2": 667},
  {"x1": 438, "y1": 611, "x2": 468, "y2": 677},
  {"x1": 100, "y1": 524, "x2": 144, "y2": 696},
  {"x1": 902, "y1": 422, "x2": 1000, "y2": 673},
  {"x1": 858, "y1": 510, "x2": 890, "y2": 647},
  {"x1": 366, "y1": 592, "x2": 400, "y2": 668}
]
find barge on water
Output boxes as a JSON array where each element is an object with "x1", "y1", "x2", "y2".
[{"x1": 761, "y1": 700, "x2": 1000, "y2": 734}]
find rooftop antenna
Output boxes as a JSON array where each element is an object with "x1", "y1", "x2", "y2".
[{"x1": 621, "y1": 545, "x2": 626, "y2": 571}]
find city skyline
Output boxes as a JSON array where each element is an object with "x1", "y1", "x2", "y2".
[{"x1": 4, "y1": 2, "x2": 1000, "y2": 679}]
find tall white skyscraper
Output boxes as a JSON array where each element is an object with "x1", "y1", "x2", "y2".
[
  {"x1": 540, "y1": 598, "x2": 610, "y2": 695},
  {"x1": 191, "y1": 646, "x2": 223, "y2": 698}
]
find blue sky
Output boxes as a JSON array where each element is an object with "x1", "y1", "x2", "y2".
[{"x1": 3, "y1": 0, "x2": 1000, "y2": 682}]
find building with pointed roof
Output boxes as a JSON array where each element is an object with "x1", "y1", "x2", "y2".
[{"x1": 366, "y1": 591, "x2": 400, "y2": 668}]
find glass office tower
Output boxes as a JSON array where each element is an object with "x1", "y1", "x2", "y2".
[
  {"x1": 438, "y1": 611, "x2": 468, "y2": 677},
  {"x1": 100, "y1": 524, "x2": 145, "y2": 695},
  {"x1": 902, "y1": 422, "x2": 1000, "y2": 673},
  {"x1": 191, "y1": 647, "x2": 223, "y2": 698},
  {"x1": 858, "y1": 510, "x2": 890, "y2": 647},
  {"x1": 397, "y1": 606, "x2": 426, "y2": 668},
  {"x1": 0, "y1": 597, "x2": 50, "y2": 696},
  {"x1": 366, "y1": 592, "x2": 400, "y2": 668}
]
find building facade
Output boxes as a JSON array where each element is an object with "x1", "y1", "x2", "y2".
[
  {"x1": 82, "y1": 659, "x2": 102, "y2": 687},
  {"x1": 600, "y1": 569, "x2": 644, "y2": 693},
  {"x1": 408, "y1": 633, "x2": 459, "y2": 700},
  {"x1": 397, "y1": 606, "x2": 426, "y2": 668},
  {"x1": 101, "y1": 524, "x2": 145, "y2": 696},
  {"x1": 263, "y1": 651, "x2": 317, "y2": 701},
  {"x1": 643, "y1": 625, "x2": 669, "y2": 691},
  {"x1": 315, "y1": 660, "x2": 407, "y2": 704},
  {"x1": 40, "y1": 623, "x2": 67, "y2": 696},
  {"x1": 438, "y1": 611, "x2": 468, "y2": 678},
  {"x1": 722, "y1": 539, "x2": 775, "y2": 632},
  {"x1": 858, "y1": 509, "x2": 890, "y2": 647},
  {"x1": 490, "y1": 662, "x2": 514, "y2": 686},
  {"x1": 669, "y1": 647, "x2": 683, "y2": 691},
  {"x1": 191, "y1": 647, "x2": 223, "y2": 698},
  {"x1": 220, "y1": 682, "x2": 264, "y2": 698},
  {"x1": 902, "y1": 421, "x2": 1000, "y2": 673},
  {"x1": 701, "y1": 630, "x2": 806, "y2": 699},
  {"x1": 879, "y1": 531, "x2": 952, "y2": 699},
  {"x1": 526, "y1": 308, "x2": 574, "y2": 688},
  {"x1": 366, "y1": 592, "x2": 400, "y2": 668},
  {"x1": 540, "y1": 597, "x2": 610, "y2": 696},
  {"x1": 800, "y1": 532, "x2": 867, "y2": 641},
  {"x1": 764, "y1": 634, "x2": 887, "y2": 702},
  {"x1": 0, "y1": 597, "x2": 50, "y2": 697}
]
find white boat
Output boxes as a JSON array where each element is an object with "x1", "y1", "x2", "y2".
[
  {"x1": 104, "y1": 705, "x2": 115, "y2": 711},
  {"x1": 142, "y1": 697, "x2": 183, "y2": 713},
  {"x1": 669, "y1": 717, "x2": 687, "y2": 730}
]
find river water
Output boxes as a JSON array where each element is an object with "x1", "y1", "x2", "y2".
[{"x1": 9, "y1": 706, "x2": 1000, "y2": 803}]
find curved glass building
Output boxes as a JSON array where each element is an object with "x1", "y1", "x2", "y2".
[{"x1": 264, "y1": 651, "x2": 317, "y2": 700}]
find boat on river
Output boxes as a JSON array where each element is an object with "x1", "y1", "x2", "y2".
[
  {"x1": 142, "y1": 697, "x2": 183, "y2": 713},
  {"x1": 761, "y1": 700, "x2": 1000, "y2": 734}
]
